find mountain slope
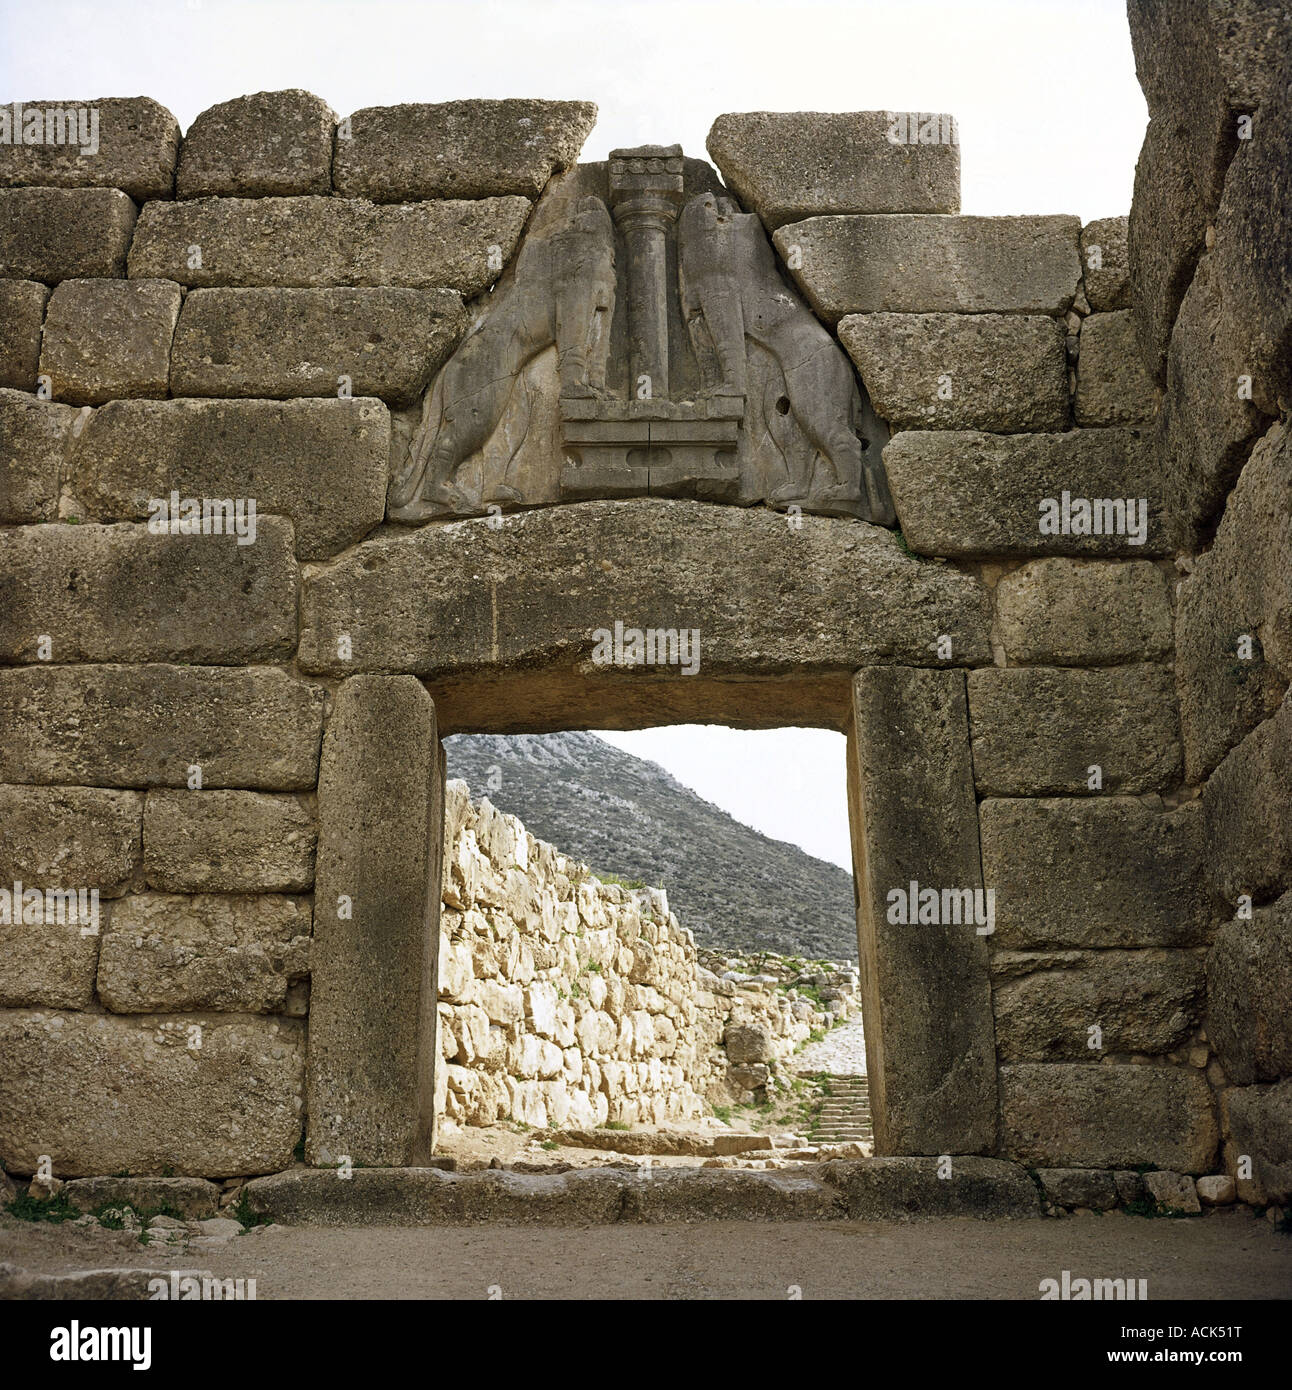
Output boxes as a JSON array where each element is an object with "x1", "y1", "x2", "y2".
[{"x1": 444, "y1": 731, "x2": 858, "y2": 959}]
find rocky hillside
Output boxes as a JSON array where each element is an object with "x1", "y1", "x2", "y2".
[{"x1": 444, "y1": 732, "x2": 857, "y2": 958}]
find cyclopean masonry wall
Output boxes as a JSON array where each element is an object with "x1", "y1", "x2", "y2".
[{"x1": 0, "y1": 38, "x2": 1286, "y2": 1208}]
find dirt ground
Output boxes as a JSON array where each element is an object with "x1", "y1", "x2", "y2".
[{"x1": 3, "y1": 1207, "x2": 1289, "y2": 1300}]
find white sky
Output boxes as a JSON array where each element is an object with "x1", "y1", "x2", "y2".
[{"x1": 1, "y1": 0, "x2": 1148, "y2": 871}]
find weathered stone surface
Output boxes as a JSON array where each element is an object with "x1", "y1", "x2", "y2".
[
  {"x1": 1177, "y1": 423, "x2": 1291, "y2": 781},
  {"x1": 0, "y1": 97, "x2": 179, "y2": 199},
  {"x1": 882, "y1": 428, "x2": 1163, "y2": 558},
  {"x1": 968, "y1": 666, "x2": 1181, "y2": 795},
  {"x1": 992, "y1": 950, "x2": 1205, "y2": 1061},
  {"x1": 333, "y1": 99, "x2": 595, "y2": 201},
  {"x1": 0, "y1": 922, "x2": 99, "y2": 1009},
  {"x1": 0, "y1": 388, "x2": 75, "y2": 522},
  {"x1": 1001, "y1": 1064, "x2": 1218, "y2": 1171},
  {"x1": 1074, "y1": 311, "x2": 1158, "y2": 426},
  {"x1": 0, "y1": 187, "x2": 137, "y2": 282},
  {"x1": 1225, "y1": 1078, "x2": 1292, "y2": 1203},
  {"x1": 839, "y1": 313, "x2": 1068, "y2": 432},
  {"x1": 1080, "y1": 216, "x2": 1131, "y2": 311},
  {"x1": 980, "y1": 797, "x2": 1209, "y2": 949},
  {"x1": 144, "y1": 790, "x2": 315, "y2": 892},
  {"x1": 706, "y1": 112, "x2": 960, "y2": 230},
  {"x1": 1143, "y1": 1169, "x2": 1202, "y2": 1214},
  {"x1": 848, "y1": 669, "x2": 997, "y2": 1156},
  {"x1": 98, "y1": 892, "x2": 311, "y2": 1013},
  {"x1": 69, "y1": 396, "x2": 388, "y2": 560},
  {"x1": 620, "y1": 1169, "x2": 841, "y2": 1223},
  {"x1": 724, "y1": 1022, "x2": 773, "y2": 1064},
  {"x1": 1207, "y1": 889, "x2": 1292, "y2": 1083},
  {"x1": 0, "y1": 280, "x2": 47, "y2": 389},
  {"x1": 1160, "y1": 255, "x2": 1270, "y2": 539},
  {"x1": 821, "y1": 1157, "x2": 1039, "y2": 1219},
  {"x1": 0, "y1": 785, "x2": 141, "y2": 892},
  {"x1": 1195, "y1": 1173, "x2": 1236, "y2": 1205},
  {"x1": 1128, "y1": 117, "x2": 1207, "y2": 384},
  {"x1": 775, "y1": 215, "x2": 1080, "y2": 323},
  {"x1": 0, "y1": 1009, "x2": 304, "y2": 1176},
  {"x1": 0, "y1": 664, "x2": 325, "y2": 789},
  {"x1": 1036, "y1": 1168, "x2": 1118, "y2": 1210},
  {"x1": 178, "y1": 90, "x2": 335, "y2": 198},
  {"x1": 308, "y1": 677, "x2": 443, "y2": 1167},
  {"x1": 37, "y1": 278, "x2": 181, "y2": 405},
  {"x1": 128, "y1": 195, "x2": 530, "y2": 296},
  {"x1": 0, "y1": 518, "x2": 297, "y2": 663},
  {"x1": 299, "y1": 498, "x2": 991, "y2": 680},
  {"x1": 1204, "y1": 691, "x2": 1292, "y2": 903},
  {"x1": 169, "y1": 287, "x2": 464, "y2": 406},
  {"x1": 63, "y1": 1175, "x2": 219, "y2": 1218}
]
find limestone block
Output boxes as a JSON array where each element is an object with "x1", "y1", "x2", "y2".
[
  {"x1": 980, "y1": 797, "x2": 1208, "y2": 948},
  {"x1": 38, "y1": 278, "x2": 181, "y2": 405},
  {"x1": 0, "y1": 784, "x2": 141, "y2": 894},
  {"x1": 882, "y1": 427, "x2": 1163, "y2": 558},
  {"x1": 1225, "y1": 1078, "x2": 1292, "y2": 1203},
  {"x1": 1073, "y1": 311, "x2": 1158, "y2": 426},
  {"x1": 62, "y1": 1175, "x2": 219, "y2": 1218},
  {"x1": 178, "y1": 90, "x2": 335, "y2": 198},
  {"x1": 1001, "y1": 1063, "x2": 1218, "y2": 1171},
  {"x1": 0, "y1": 664, "x2": 326, "y2": 789},
  {"x1": 308, "y1": 676, "x2": 443, "y2": 1166},
  {"x1": 724, "y1": 1021, "x2": 773, "y2": 1064},
  {"x1": 0, "y1": 1008, "x2": 304, "y2": 1177},
  {"x1": 992, "y1": 950, "x2": 1204, "y2": 1061},
  {"x1": 1176, "y1": 422, "x2": 1291, "y2": 780},
  {"x1": 968, "y1": 666, "x2": 1180, "y2": 796},
  {"x1": 0, "y1": 188, "x2": 137, "y2": 282},
  {"x1": 169, "y1": 287, "x2": 464, "y2": 406},
  {"x1": 0, "y1": 97, "x2": 179, "y2": 199},
  {"x1": 1195, "y1": 1174, "x2": 1236, "y2": 1205},
  {"x1": 0, "y1": 518, "x2": 297, "y2": 663},
  {"x1": 1143, "y1": 1169, "x2": 1201, "y2": 1214},
  {"x1": 0, "y1": 920, "x2": 99, "y2": 1009},
  {"x1": 1206, "y1": 889, "x2": 1292, "y2": 1083},
  {"x1": 839, "y1": 312, "x2": 1068, "y2": 431},
  {"x1": 69, "y1": 395, "x2": 389, "y2": 560},
  {"x1": 0, "y1": 280, "x2": 47, "y2": 389},
  {"x1": 775, "y1": 215, "x2": 1080, "y2": 323},
  {"x1": 995, "y1": 559, "x2": 1172, "y2": 665},
  {"x1": 143, "y1": 790, "x2": 316, "y2": 892},
  {"x1": 706, "y1": 112, "x2": 959, "y2": 229},
  {"x1": 1036, "y1": 1168, "x2": 1118, "y2": 1210},
  {"x1": 97, "y1": 892, "x2": 311, "y2": 1012},
  {"x1": 332, "y1": 99, "x2": 596, "y2": 200},
  {"x1": 129, "y1": 195, "x2": 530, "y2": 296},
  {"x1": 820, "y1": 1156, "x2": 1040, "y2": 1219},
  {"x1": 1080, "y1": 216, "x2": 1131, "y2": 311}
]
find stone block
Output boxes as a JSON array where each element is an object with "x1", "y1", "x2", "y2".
[
  {"x1": 97, "y1": 892, "x2": 311, "y2": 1013},
  {"x1": 0, "y1": 923, "x2": 99, "y2": 1009},
  {"x1": 143, "y1": 790, "x2": 316, "y2": 893},
  {"x1": 1177, "y1": 422, "x2": 1291, "y2": 781},
  {"x1": 63, "y1": 1175, "x2": 219, "y2": 1218},
  {"x1": 38, "y1": 278, "x2": 181, "y2": 405},
  {"x1": 775, "y1": 215, "x2": 1080, "y2": 323},
  {"x1": 724, "y1": 1022, "x2": 773, "y2": 1064},
  {"x1": 1206, "y1": 888, "x2": 1292, "y2": 1083},
  {"x1": 0, "y1": 518, "x2": 297, "y2": 664},
  {"x1": 980, "y1": 797, "x2": 1209, "y2": 948},
  {"x1": 995, "y1": 559, "x2": 1172, "y2": 665},
  {"x1": 1142, "y1": 1169, "x2": 1201, "y2": 1214},
  {"x1": 0, "y1": 388, "x2": 75, "y2": 522},
  {"x1": 1080, "y1": 216, "x2": 1131, "y2": 311},
  {"x1": 0, "y1": 1008, "x2": 304, "y2": 1177},
  {"x1": 169, "y1": 286, "x2": 464, "y2": 406},
  {"x1": 1036, "y1": 1168, "x2": 1118, "y2": 1210},
  {"x1": 839, "y1": 312, "x2": 1068, "y2": 431},
  {"x1": 0, "y1": 97, "x2": 179, "y2": 199},
  {"x1": 128, "y1": 194, "x2": 529, "y2": 296},
  {"x1": 820, "y1": 1156, "x2": 1039, "y2": 1219},
  {"x1": 882, "y1": 427, "x2": 1163, "y2": 558},
  {"x1": 968, "y1": 666, "x2": 1181, "y2": 795},
  {"x1": 0, "y1": 279, "x2": 47, "y2": 390},
  {"x1": 847, "y1": 668, "x2": 997, "y2": 1155},
  {"x1": 992, "y1": 950, "x2": 1204, "y2": 1061},
  {"x1": 1073, "y1": 310, "x2": 1158, "y2": 426},
  {"x1": 332, "y1": 98, "x2": 596, "y2": 200},
  {"x1": 618, "y1": 1168, "x2": 840, "y2": 1223},
  {"x1": 1225, "y1": 1078, "x2": 1292, "y2": 1204},
  {"x1": 0, "y1": 187, "x2": 137, "y2": 282},
  {"x1": 68, "y1": 395, "x2": 389, "y2": 560},
  {"x1": 178, "y1": 89, "x2": 335, "y2": 198},
  {"x1": 0, "y1": 664, "x2": 326, "y2": 789},
  {"x1": 1195, "y1": 1174, "x2": 1236, "y2": 1205},
  {"x1": 0, "y1": 784, "x2": 141, "y2": 892},
  {"x1": 308, "y1": 676, "x2": 443, "y2": 1166},
  {"x1": 1000, "y1": 1063, "x2": 1218, "y2": 1171},
  {"x1": 706, "y1": 111, "x2": 960, "y2": 229}
]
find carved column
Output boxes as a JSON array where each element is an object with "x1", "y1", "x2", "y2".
[{"x1": 608, "y1": 145, "x2": 684, "y2": 398}]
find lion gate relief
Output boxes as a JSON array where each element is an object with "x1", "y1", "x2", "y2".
[{"x1": 389, "y1": 145, "x2": 896, "y2": 524}]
